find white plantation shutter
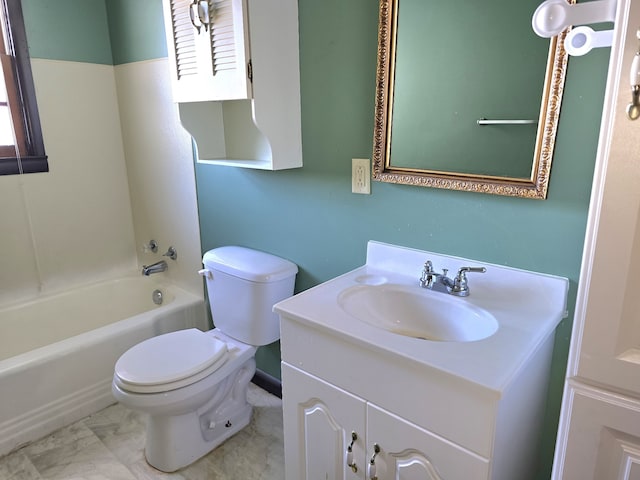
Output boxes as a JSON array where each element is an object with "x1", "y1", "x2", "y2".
[
  {"x1": 164, "y1": 0, "x2": 252, "y2": 102},
  {"x1": 170, "y1": 0, "x2": 198, "y2": 80},
  {"x1": 211, "y1": 1, "x2": 240, "y2": 75}
]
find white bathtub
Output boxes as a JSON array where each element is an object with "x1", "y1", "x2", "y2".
[{"x1": 0, "y1": 276, "x2": 207, "y2": 457}]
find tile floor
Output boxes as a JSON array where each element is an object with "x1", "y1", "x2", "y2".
[{"x1": 0, "y1": 384, "x2": 284, "y2": 480}]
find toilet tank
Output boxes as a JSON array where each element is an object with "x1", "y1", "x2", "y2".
[{"x1": 201, "y1": 247, "x2": 298, "y2": 346}]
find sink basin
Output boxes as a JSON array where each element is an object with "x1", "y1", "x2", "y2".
[{"x1": 337, "y1": 284, "x2": 498, "y2": 342}]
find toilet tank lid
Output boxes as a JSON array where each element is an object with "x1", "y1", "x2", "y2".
[{"x1": 203, "y1": 246, "x2": 298, "y2": 283}]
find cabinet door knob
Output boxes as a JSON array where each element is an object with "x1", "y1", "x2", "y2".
[
  {"x1": 189, "y1": 0, "x2": 212, "y2": 33},
  {"x1": 368, "y1": 443, "x2": 380, "y2": 480},
  {"x1": 346, "y1": 431, "x2": 358, "y2": 472},
  {"x1": 189, "y1": 0, "x2": 201, "y2": 33}
]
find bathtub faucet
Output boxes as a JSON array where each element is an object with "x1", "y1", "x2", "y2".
[{"x1": 142, "y1": 260, "x2": 168, "y2": 276}]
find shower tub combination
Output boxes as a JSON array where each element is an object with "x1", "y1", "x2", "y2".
[{"x1": 0, "y1": 276, "x2": 207, "y2": 457}]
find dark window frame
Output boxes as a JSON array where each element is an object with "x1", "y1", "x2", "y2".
[{"x1": 0, "y1": 0, "x2": 47, "y2": 175}]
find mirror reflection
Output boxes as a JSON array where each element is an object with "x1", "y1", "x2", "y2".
[{"x1": 372, "y1": 0, "x2": 571, "y2": 198}]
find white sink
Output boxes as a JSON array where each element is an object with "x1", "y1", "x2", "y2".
[
  {"x1": 274, "y1": 241, "x2": 569, "y2": 392},
  {"x1": 338, "y1": 283, "x2": 499, "y2": 342}
]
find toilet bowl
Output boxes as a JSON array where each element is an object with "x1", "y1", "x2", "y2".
[{"x1": 112, "y1": 247, "x2": 297, "y2": 472}]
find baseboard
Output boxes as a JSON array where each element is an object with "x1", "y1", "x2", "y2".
[{"x1": 251, "y1": 369, "x2": 282, "y2": 398}]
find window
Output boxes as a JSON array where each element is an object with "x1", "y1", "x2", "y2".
[{"x1": 0, "y1": 0, "x2": 46, "y2": 175}]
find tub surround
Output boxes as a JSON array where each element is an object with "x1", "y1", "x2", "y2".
[
  {"x1": 114, "y1": 57, "x2": 204, "y2": 296},
  {"x1": 0, "y1": 58, "x2": 137, "y2": 306},
  {"x1": 1, "y1": 1, "x2": 203, "y2": 307}
]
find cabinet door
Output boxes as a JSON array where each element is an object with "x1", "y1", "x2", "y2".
[
  {"x1": 568, "y1": 0, "x2": 640, "y2": 398},
  {"x1": 282, "y1": 363, "x2": 366, "y2": 480},
  {"x1": 163, "y1": 0, "x2": 252, "y2": 102},
  {"x1": 366, "y1": 404, "x2": 489, "y2": 480},
  {"x1": 557, "y1": 383, "x2": 640, "y2": 480}
]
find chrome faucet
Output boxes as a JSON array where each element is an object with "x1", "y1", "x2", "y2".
[
  {"x1": 419, "y1": 260, "x2": 486, "y2": 297},
  {"x1": 141, "y1": 260, "x2": 168, "y2": 276}
]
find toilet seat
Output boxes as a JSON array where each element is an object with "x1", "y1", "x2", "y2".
[{"x1": 114, "y1": 328, "x2": 228, "y2": 394}]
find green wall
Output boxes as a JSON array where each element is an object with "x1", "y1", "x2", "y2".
[
  {"x1": 22, "y1": 0, "x2": 113, "y2": 64},
  {"x1": 22, "y1": 0, "x2": 166, "y2": 64},
  {"x1": 194, "y1": 3, "x2": 608, "y2": 478},
  {"x1": 22, "y1": 1, "x2": 610, "y2": 478},
  {"x1": 105, "y1": 0, "x2": 167, "y2": 64}
]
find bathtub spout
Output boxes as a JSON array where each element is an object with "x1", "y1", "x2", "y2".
[{"x1": 142, "y1": 260, "x2": 168, "y2": 276}]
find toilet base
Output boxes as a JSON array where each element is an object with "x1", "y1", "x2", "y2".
[{"x1": 144, "y1": 358, "x2": 256, "y2": 472}]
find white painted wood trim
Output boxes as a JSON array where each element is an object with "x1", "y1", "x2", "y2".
[{"x1": 552, "y1": 0, "x2": 632, "y2": 477}]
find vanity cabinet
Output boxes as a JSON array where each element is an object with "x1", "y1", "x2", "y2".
[
  {"x1": 162, "y1": 0, "x2": 302, "y2": 170},
  {"x1": 279, "y1": 311, "x2": 560, "y2": 480},
  {"x1": 276, "y1": 241, "x2": 567, "y2": 480},
  {"x1": 282, "y1": 363, "x2": 488, "y2": 480}
]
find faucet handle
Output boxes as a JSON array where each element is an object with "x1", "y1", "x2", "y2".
[
  {"x1": 163, "y1": 246, "x2": 177, "y2": 261},
  {"x1": 419, "y1": 260, "x2": 434, "y2": 287},
  {"x1": 143, "y1": 239, "x2": 158, "y2": 253},
  {"x1": 457, "y1": 266, "x2": 486, "y2": 277},
  {"x1": 452, "y1": 266, "x2": 486, "y2": 296}
]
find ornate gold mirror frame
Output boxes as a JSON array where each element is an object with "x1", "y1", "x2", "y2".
[{"x1": 372, "y1": 0, "x2": 571, "y2": 199}]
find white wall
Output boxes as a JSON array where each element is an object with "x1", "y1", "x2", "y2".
[
  {"x1": 114, "y1": 58, "x2": 203, "y2": 296},
  {"x1": 0, "y1": 57, "x2": 203, "y2": 307},
  {"x1": 0, "y1": 59, "x2": 137, "y2": 305}
]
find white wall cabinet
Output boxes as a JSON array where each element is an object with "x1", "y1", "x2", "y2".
[
  {"x1": 552, "y1": 1, "x2": 640, "y2": 477},
  {"x1": 282, "y1": 363, "x2": 488, "y2": 480},
  {"x1": 162, "y1": 0, "x2": 302, "y2": 170},
  {"x1": 164, "y1": 0, "x2": 252, "y2": 103}
]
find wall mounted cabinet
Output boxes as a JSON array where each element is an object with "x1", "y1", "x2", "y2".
[{"x1": 162, "y1": 0, "x2": 302, "y2": 170}]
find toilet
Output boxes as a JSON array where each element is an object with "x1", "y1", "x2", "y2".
[{"x1": 112, "y1": 246, "x2": 297, "y2": 472}]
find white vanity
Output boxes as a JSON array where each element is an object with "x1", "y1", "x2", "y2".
[{"x1": 275, "y1": 241, "x2": 568, "y2": 480}]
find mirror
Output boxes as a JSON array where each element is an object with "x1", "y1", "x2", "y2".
[{"x1": 372, "y1": 0, "x2": 572, "y2": 199}]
